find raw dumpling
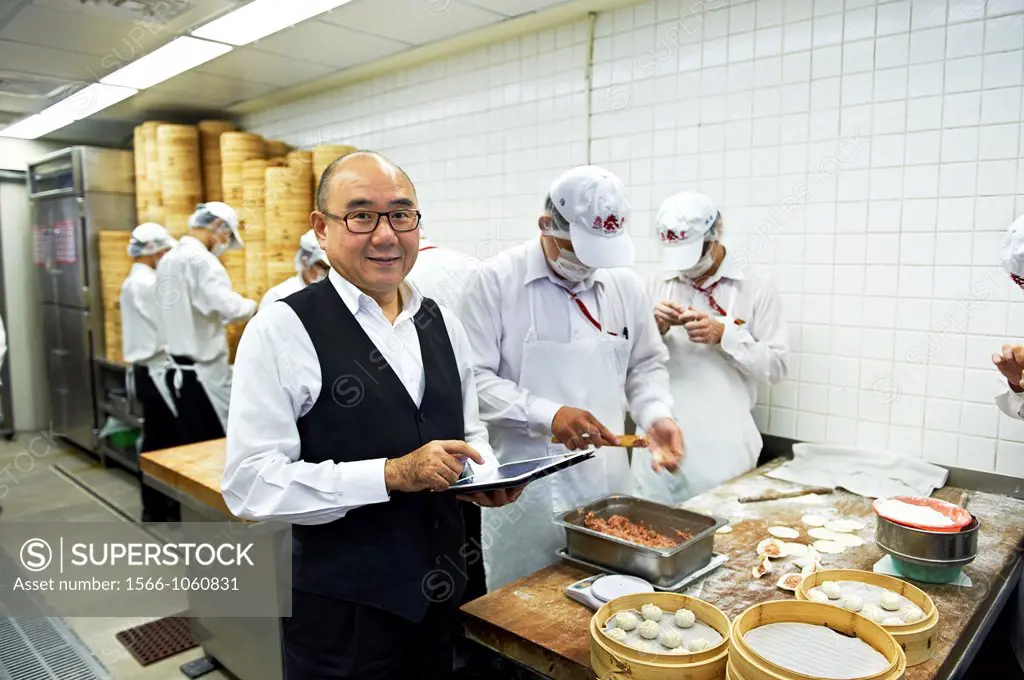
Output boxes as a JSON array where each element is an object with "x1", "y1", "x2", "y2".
[
  {"x1": 641, "y1": 603, "x2": 664, "y2": 621},
  {"x1": 807, "y1": 588, "x2": 830, "y2": 604},
  {"x1": 900, "y1": 605, "x2": 924, "y2": 623},
  {"x1": 861, "y1": 604, "x2": 886, "y2": 623},
  {"x1": 675, "y1": 608, "x2": 696, "y2": 628},
  {"x1": 639, "y1": 619, "x2": 660, "y2": 640},
  {"x1": 605, "y1": 627, "x2": 628, "y2": 642},
  {"x1": 615, "y1": 611, "x2": 639, "y2": 631},
  {"x1": 880, "y1": 592, "x2": 901, "y2": 611},
  {"x1": 882, "y1": 617, "x2": 904, "y2": 626},
  {"x1": 842, "y1": 595, "x2": 864, "y2": 612},
  {"x1": 660, "y1": 629, "x2": 683, "y2": 649},
  {"x1": 821, "y1": 581, "x2": 843, "y2": 600},
  {"x1": 688, "y1": 638, "x2": 709, "y2": 652}
]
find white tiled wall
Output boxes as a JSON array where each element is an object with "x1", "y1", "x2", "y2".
[{"x1": 244, "y1": 0, "x2": 1024, "y2": 475}]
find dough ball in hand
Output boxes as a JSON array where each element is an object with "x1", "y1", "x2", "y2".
[
  {"x1": 641, "y1": 603, "x2": 664, "y2": 621},
  {"x1": 639, "y1": 619, "x2": 660, "y2": 640},
  {"x1": 615, "y1": 611, "x2": 639, "y2": 631},
  {"x1": 674, "y1": 608, "x2": 696, "y2": 628}
]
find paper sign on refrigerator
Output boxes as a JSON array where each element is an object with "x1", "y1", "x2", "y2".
[{"x1": 53, "y1": 220, "x2": 77, "y2": 264}]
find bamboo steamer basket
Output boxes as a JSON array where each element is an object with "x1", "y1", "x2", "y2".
[
  {"x1": 264, "y1": 140, "x2": 291, "y2": 158},
  {"x1": 312, "y1": 144, "x2": 357, "y2": 185},
  {"x1": 198, "y1": 120, "x2": 237, "y2": 202},
  {"x1": 241, "y1": 158, "x2": 284, "y2": 240},
  {"x1": 221, "y1": 132, "x2": 265, "y2": 206},
  {"x1": 140, "y1": 121, "x2": 167, "y2": 223},
  {"x1": 729, "y1": 600, "x2": 906, "y2": 680},
  {"x1": 226, "y1": 320, "x2": 247, "y2": 364},
  {"x1": 132, "y1": 126, "x2": 148, "y2": 222},
  {"x1": 265, "y1": 259, "x2": 295, "y2": 290},
  {"x1": 157, "y1": 124, "x2": 202, "y2": 238},
  {"x1": 245, "y1": 241, "x2": 269, "y2": 304},
  {"x1": 796, "y1": 569, "x2": 938, "y2": 666},
  {"x1": 590, "y1": 592, "x2": 730, "y2": 680},
  {"x1": 220, "y1": 249, "x2": 247, "y2": 298},
  {"x1": 98, "y1": 231, "x2": 134, "y2": 362},
  {"x1": 264, "y1": 164, "x2": 311, "y2": 255}
]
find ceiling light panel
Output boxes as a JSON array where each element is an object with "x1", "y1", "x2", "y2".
[
  {"x1": 192, "y1": 0, "x2": 356, "y2": 47},
  {"x1": 100, "y1": 36, "x2": 233, "y2": 89}
]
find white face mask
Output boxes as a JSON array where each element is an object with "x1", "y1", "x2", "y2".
[
  {"x1": 680, "y1": 243, "x2": 715, "y2": 278},
  {"x1": 211, "y1": 240, "x2": 230, "y2": 257},
  {"x1": 549, "y1": 248, "x2": 595, "y2": 282}
]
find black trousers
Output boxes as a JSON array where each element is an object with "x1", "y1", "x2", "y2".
[
  {"x1": 283, "y1": 590, "x2": 458, "y2": 680},
  {"x1": 460, "y1": 503, "x2": 486, "y2": 604},
  {"x1": 168, "y1": 356, "x2": 225, "y2": 444},
  {"x1": 134, "y1": 364, "x2": 183, "y2": 523}
]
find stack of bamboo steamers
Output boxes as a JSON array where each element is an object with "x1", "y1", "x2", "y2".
[{"x1": 112, "y1": 122, "x2": 358, "y2": 363}]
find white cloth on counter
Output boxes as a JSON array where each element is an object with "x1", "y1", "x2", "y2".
[
  {"x1": 154, "y1": 235, "x2": 256, "y2": 362},
  {"x1": 222, "y1": 269, "x2": 498, "y2": 525},
  {"x1": 996, "y1": 389, "x2": 1024, "y2": 420},
  {"x1": 766, "y1": 443, "x2": 948, "y2": 499}
]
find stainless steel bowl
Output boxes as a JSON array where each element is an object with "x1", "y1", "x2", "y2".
[
  {"x1": 554, "y1": 495, "x2": 726, "y2": 589},
  {"x1": 874, "y1": 513, "x2": 979, "y2": 568}
]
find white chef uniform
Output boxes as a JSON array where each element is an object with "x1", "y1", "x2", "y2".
[
  {"x1": 222, "y1": 269, "x2": 497, "y2": 522},
  {"x1": 259, "y1": 230, "x2": 330, "y2": 312},
  {"x1": 406, "y1": 234, "x2": 481, "y2": 309}
]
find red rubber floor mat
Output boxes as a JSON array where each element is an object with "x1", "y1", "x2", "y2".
[{"x1": 114, "y1": 616, "x2": 197, "y2": 666}]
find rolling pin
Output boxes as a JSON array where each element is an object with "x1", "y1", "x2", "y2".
[
  {"x1": 738, "y1": 487, "x2": 834, "y2": 503},
  {"x1": 549, "y1": 434, "x2": 648, "y2": 448}
]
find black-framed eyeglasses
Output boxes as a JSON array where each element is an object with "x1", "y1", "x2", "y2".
[{"x1": 322, "y1": 208, "x2": 421, "y2": 234}]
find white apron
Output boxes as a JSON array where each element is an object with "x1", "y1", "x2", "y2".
[
  {"x1": 127, "y1": 352, "x2": 178, "y2": 418},
  {"x1": 170, "y1": 353, "x2": 232, "y2": 433},
  {"x1": 482, "y1": 281, "x2": 631, "y2": 592},
  {"x1": 631, "y1": 290, "x2": 761, "y2": 504}
]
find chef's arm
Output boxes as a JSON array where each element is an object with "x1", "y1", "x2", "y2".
[
  {"x1": 995, "y1": 390, "x2": 1024, "y2": 420},
  {"x1": 625, "y1": 283, "x2": 674, "y2": 431},
  {"x1": 457, "y1": 270, "x2": 561, "y2": 439},
  {"x1": 222, "y1": 317, "x2": 388, "y2": 524},
  {"x1": 719, "y1": 278, "x2": 789, "y2": 385},
  {"x1": 193, "y1": 257, "x2": 257, "y2": 324}
]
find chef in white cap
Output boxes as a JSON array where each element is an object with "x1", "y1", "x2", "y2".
[
  {"x1": 993, "y1": 213, "x2": 1024, "y2": 673},
  {"x1": 632, "y1": 192, "x2": 789, "y2": 504},
  {"x1": 258, "y1": 229, "x2": 331, "y2": 311},
  {"x1": 457, "y1": 165, "x2": 684, "y2": 591},
  {"x1": 154, "y1": 202, "x2": 257, "y2": 443},
  {"x1": 122, "y1": 223, "x2": 181, "y2": 520},
  {"x1": 994, "y1": 214, "x2": 1024, "y2": 419}
]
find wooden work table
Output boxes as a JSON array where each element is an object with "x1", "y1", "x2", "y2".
[
  {"x1": 139, "y1": 438, "x2": 234, "y2": 517},
  {"x1": 462, "y1": 461, "x2": 1024, "y2": 680}
]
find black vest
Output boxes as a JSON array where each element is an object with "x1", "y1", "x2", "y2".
[{"x1": 283, "y1": 280, "x2": 467, "y2": 622}]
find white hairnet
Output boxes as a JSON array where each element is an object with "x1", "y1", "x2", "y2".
[
  {"x1": 188, "y1": 201, "x2": 243, "y2": 249},
  {"x1": 294, "y1": 229, "x2": 330, "y2": 274},
  {"x1": 127, "y1": 223, "x2": 176, "y2": 258}
]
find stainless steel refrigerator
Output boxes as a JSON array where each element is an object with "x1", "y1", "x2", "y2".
[{"x1": 29, "y1": 147, "x2": 135, "y2": 452}]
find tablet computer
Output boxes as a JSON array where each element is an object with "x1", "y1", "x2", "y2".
[{"x1": 447, "y1": 451, "x2": 595, "y2": 493}]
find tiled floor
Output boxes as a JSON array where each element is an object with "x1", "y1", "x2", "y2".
[{"x1": 0, "y1": 431, "x2": 232, "y2": 680}]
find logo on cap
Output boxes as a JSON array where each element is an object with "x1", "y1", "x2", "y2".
[
  {"x1": 592, "y1": 214, "x2": 624, "y2": 234},
  {"x1": 659, "y1": 228, "x2": 687, "y2": 243}
]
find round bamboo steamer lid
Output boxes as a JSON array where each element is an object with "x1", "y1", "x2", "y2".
[
  {"x1": 795, "y1": 569, "x2": 938, "y2": 667},
  {"x1": 221, "y1": 132, "x2": 265, "y2": 206},
  {"x1": 590, "y1": 592, "x2": 730, "y2": 680},
  {"x1": 157, "y1": 124, "x2": 202, "y2": 238},
  {"x1": 265, "y1": 140, "x2": 291, "y2": 158},
  {"x1": 141, "y1": 121, "x2": 167, "y2": 223},
  {"x1": 198, "y1": 120, "x2": 236, "y2": 202},
  {"x1": 729, "y1": 600, "x2": 906, "y2": 680},
  {"x1": 312, "y1": 144, "x2": 357, "y2": 185},
  {"x1": 245, "y1": 241, "x2": 268, "y2": 303}
]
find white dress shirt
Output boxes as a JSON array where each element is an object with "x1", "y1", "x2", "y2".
[
  {"x1": 222, "y1": 268, "x2": 498, "y2": 524},
  {"x1": 120, "y1": 262, "x2": 164, "y2": 364},
  {"x1": 648, "y1": 251, "x2": 789, "y2": 404},
  {"x1": 259, "y1": 275, "x2": 305, "y2": 312},
  {"x1": 406, "y1": 237, "x2": 481, "y2": 309},
  {"x1": 154, "y1": 235, "x2": 256, "y2": 361},
  {"x1": 456, "y1": 238, "x2": 673, "y2": 437}
]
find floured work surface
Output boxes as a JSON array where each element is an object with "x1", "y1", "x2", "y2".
[{"x1": 461, "y1": 460, "x2": 1024, "y2": 680}]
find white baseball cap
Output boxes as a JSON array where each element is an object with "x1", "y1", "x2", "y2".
[
  {"x1": 296, "y1": 229, "x2": 330, "y2": 273},
  {"x1": 1000, "y1": 213, "x2": 1024, "y2": 289},
  {"x1": 127, "y1": 222, "x2": 176, "y2": 257},
  {"x1": 656, "y1": 191, "x2": 720, "y2": 270},
  {"x1": 548, "y1": 165, "x2": 634, "y2": 268},
  {"x1": 189, "y1": 201, "x2": 244, "y2": 249}
]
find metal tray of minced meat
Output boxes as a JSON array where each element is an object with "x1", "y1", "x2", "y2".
[{"x1": 555, "y1": 495, "x2": 726, "y2": 589}]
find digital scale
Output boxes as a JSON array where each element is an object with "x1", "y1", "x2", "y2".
[{"x1": 563, "y1": 553, "x2": 729, "y2": 610}]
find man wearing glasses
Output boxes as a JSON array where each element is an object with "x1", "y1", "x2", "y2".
[{"x1": 222, "y1": 151, "x2": 517, "y2": 680}]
